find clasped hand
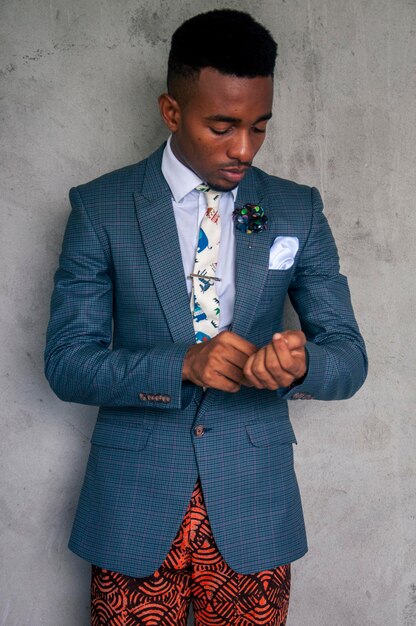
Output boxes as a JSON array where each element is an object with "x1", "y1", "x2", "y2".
[{"x1": 182, "y1": 330, "x2": 307, "y2": 393}]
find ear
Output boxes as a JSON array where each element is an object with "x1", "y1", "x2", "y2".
[{"x1": 158, "y1": 93, "x2": 181, "y2": 132}]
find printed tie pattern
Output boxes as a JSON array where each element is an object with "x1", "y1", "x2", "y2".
[{"x1": 190, "y1": 186, "x2": 222, "y2": 343}]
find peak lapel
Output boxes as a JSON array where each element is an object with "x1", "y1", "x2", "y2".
[
  {"x1": 133, "y1": 148, "x2": 195, "y2": 345},
  {"x1": 231, "y1": 169, "x2": 271, "y2": 339}
]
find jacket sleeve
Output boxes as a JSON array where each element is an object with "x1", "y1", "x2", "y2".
[
  {"x1": 44, "y1": 187, "x2": 195, "y2": 410},
  {"x1": 281, "y1": 186, "x2": 368, "y2": 401}
]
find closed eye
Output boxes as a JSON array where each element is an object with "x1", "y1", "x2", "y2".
[
  {"x1": 210, "y1": 126, "x2": 266, "y2": 136},
  {"x1": 210, "y1": 127, "x2": 231, "y2": 135}
]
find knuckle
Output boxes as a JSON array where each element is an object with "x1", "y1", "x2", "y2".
[
  {"x1": 234, "y1": 371, "x2": 244, "y2": 383},
  {"x1": 252, "y1": 361, "x2": 265, "y2": 376},
  {"x1": 208, "y1": 353, "x2": 220, "y2": 367},
  {"x1": 268, "y1": 360, "x2": 281, "y2": 375},
  {"x1": 294, "y1": 364, "x2": 304, "y2": 377},
  {"x1": 264, "y1": 375, "x2": 277, "y2": 389},
  {"x1": 204, "y1": 372, "x2": 216, "y2": 386},
  {"x1": 267, "y1": 381, "x2": 279, "y2": 391},
  {"x1": 281, "y1": 374, "x2": 294, "y2": 387},
  {"x1": 208, "y1": 349, "x2": 221, "y2": 363},
  {"x1": 253, "y1": 365, "x2": 263, "y2": 379}
]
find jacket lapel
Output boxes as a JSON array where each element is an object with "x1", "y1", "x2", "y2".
[
  {"x1": 231, "y1": 169, "x2": 272, "y2": 339},
  {"x1": 133, "y1": 146, "x2": 196, "y2": 345},
  {"x1": 196, "y1": 168, "x2": 284, "y2": 421},
  {"x1": 133, "y1": 152, "x2": 277, "y2": 346}
]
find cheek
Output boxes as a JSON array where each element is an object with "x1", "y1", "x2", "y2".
[
  {"x1": 192, "y1": 137, "x2": 216, "y2": 161},
  {"x1": 256, "y1": 133, "x2": 267, "y2": 149}
]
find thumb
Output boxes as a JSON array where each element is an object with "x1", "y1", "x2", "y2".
[{"x1": 274, "y1": 331, "x2": 306, "y2": 350}]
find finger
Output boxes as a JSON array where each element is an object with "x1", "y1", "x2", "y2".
[
  {"x1": 205, "y1": 342, "x2": 253, "y2": 375},
  {"x1": 272, "y1": 335, "x2": 297, "y2": 372},
  {"x1": 265, "y1": 343, "x2": 299, "y2": 387},
  {"x1": 216, "y1": 362, "x2": 248, "y2": 386},
  {"x1": 278, "y1": 330, "x2": 306, "y2": 351},
  {"x1": 240, "y1": 376, "x2": 254, "y2": 388},
  {"x1": 201, "y1": 367, "x2": 241, "y2": 393},
  {"x1": 253, "y1": 345, "x2": 282, "y2": 390},
  {"x1": 272, "y1": 335, "x2": 306, "y2": 379},
  {"x1": 209, "y1": 374, "x2": 241, "y2": 393},
  {"x1": 224, "y1": 344, "x2": 256, "y2": 370},
  {"x1": 243, "y1": 353, "x2": 265, "y2": 389},
  {"x1": 244, "y1": 350, "x2": 278, "y2": 390},
  {"x1": 216, "y1": 331, "x2": 258, "y2": 357},
  {"x1": 263, "y1": 342, "x2": 285, "y2": 383},
  {"x1": 262, "y1": 343, "x2": 295, "y2": 390}
]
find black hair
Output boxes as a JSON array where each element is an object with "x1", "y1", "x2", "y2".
[{"x1": 167, "y1": 9, "x2": 277, "y2": 92}]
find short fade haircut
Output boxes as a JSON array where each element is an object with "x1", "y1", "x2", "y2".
[{"x1": 167, "y1": 9, "x2": 277, "y2": 93}]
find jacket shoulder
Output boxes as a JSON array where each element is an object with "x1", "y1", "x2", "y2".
[
  {"x1": 72, "y1": 158, "x2": 146, "y2": 202},
  {"x1": 70, "y1": 143, "x2": 165, "y2": 210},
  {"x1": 248, "y1": 167, "x2": 321, "y2": 231}
]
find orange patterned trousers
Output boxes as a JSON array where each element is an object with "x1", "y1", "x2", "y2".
[{"x1": 91, "y1": 477, "x2": 290, "y2": 625}]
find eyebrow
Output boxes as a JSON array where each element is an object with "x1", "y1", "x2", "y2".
[{"x1": 204, "y1": 112, "x2": 273, "y2": 124}]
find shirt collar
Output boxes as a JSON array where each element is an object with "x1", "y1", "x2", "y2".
[{"x1": 161, "y1": 135, "x2": 238, "y2": 203}]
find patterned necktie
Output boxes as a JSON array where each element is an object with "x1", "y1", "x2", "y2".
[{"x1": 190, "y1": 186, "x2": 222, "y2": 343}]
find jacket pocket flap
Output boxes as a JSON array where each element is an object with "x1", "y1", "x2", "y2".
[
  {"x1": 91, "y1": 422, "x2": 152, "y2": 451},
  {"x1": 245, "y1": 419, "x2": 297, "y2": 447}
]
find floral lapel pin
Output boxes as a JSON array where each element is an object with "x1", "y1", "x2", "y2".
[{"x1": 232, "y1": 203, "x2": 268, "y2": 234}]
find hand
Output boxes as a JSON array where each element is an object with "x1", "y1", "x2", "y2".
[
  {"x1": 182, "y1": 331, "x2": 257, "y2": 393},
  {"x1": 243, "y1": 331, "x2": 307, "y2": 390}
]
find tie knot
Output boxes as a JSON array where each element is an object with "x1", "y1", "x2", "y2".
[
  {"x1": 195, "y1": 185, "x2": 222, "y2": 209},
  {"x1": 205, "y1": 189, "x2": 221, "y2": 209}
]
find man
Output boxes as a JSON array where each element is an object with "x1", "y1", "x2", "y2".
[{"x1": 45, "y1": 9, "x2": 367, "y2": 625}]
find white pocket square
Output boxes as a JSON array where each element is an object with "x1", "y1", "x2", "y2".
[{"x1": 268, "y1": 236, "x2": 299, "y2": 270}]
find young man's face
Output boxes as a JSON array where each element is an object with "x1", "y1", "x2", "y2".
[{"x1": 159, "y1": 67, "x2": 274, "y2": 192}]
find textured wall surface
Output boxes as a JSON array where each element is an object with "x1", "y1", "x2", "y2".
[{"x1": 1, "y1": 1, "x2": 415, "y2": 624}]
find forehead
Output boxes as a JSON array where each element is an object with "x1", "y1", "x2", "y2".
[{"x1": 184, "y1": 67, "x2": 274, "y2": 118}]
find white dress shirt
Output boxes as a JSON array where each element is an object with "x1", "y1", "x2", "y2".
[{"x1": 161, "y1": 136, "x2": 237, "y2": 333}]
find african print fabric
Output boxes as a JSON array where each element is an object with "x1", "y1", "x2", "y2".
[{"x1": 91, "y1": 476, "x2": 291, "y2": 625}]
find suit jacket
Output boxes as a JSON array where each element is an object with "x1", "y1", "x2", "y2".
[{"x1": 44, "y1": 143, "x2": 367, "y2": 578}]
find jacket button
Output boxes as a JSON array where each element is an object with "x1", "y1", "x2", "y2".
[{"x1": 194, "y1": 425, "x2": 205, "y2": 437}]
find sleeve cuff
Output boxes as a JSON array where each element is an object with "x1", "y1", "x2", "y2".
[
  {"x1": 277, "y1": 341, "x2": 325, "y2": 401},
  {"x1": 135, "y1": 343, "x2": 196, "y2": 410}
]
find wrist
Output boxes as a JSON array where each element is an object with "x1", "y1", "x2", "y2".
[
  {"x1": 289, "y1": 349, "x2": 309, "y2": 388},
  {"x1": 182, "y1": 345, "x2": 197, "y2": 381}
]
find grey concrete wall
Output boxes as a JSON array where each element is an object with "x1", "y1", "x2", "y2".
[{"x1": 1, "y1": 0, "x2": 415, "y2": 624}]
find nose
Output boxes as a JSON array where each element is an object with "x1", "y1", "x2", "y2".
[{"x1": 226, "y1": 131, "x2": 256, "y2": 165}]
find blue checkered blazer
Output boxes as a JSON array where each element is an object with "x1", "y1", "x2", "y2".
[{"x1": 45, "y1": 143, "x2": 367, "y2": 577}]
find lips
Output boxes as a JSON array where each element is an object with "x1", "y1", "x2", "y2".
[{"x1": 219, "y1": 167, "x2": 249, "y2": 183}]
